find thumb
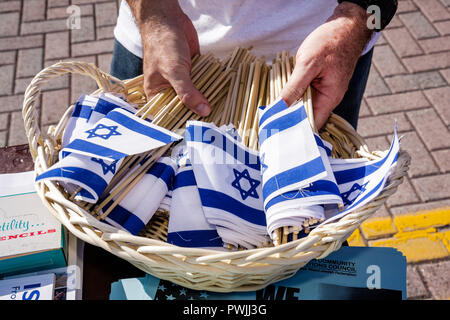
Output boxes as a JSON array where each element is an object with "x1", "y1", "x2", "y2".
[
  {"x1": 168, "y1": 69, "x2": 211, "y2": 117},
  {"x1": 280, "y1": 62, "x2": 317, "y2": 107}
]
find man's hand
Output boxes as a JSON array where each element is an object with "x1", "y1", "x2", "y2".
[
  {"x1": 127, "y1": 0, "x2": 211, "y2": 116},
  {"x1": 280, "y1": 2, "x2": 373, "y2": 129}
]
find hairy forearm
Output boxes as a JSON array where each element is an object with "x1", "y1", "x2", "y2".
[
  {"x1": 126, "y1": 0, "x2": 183, "y2": 32},
  {"x1": 327, "y1": 2, "x2": 374, "y2": 53}
]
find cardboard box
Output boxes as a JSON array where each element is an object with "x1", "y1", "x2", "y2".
[{"x1": 0, "y1": 171, "x2": 67, "y2": 277}]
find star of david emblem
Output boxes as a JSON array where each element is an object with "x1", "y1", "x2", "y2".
[
  {"x1": 91, "y1": 157, "x2": 118, "y2": 175},
  {"x1": 85, "y1": 124, "x2": 121, "y2": 140},
  {"x1": 341, "y1": 182, "x2": 369, "y2": 206},
  {"x1": 231, "y1": 168, "x2": 260, "y2": 200}
]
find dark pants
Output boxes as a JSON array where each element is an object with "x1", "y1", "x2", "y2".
[{"x1": 111, "y1": 39, "x2": 373, "y2": 130}]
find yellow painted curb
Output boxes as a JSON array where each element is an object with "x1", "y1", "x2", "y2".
[
  {"x1": 393, "y1": 207, "x2": 450, "y2": 232},
  {"x1": 347, "y1": 228, "x2": 366, "y2": 247},
  {"x1": 360, "y1": 216, "x2": 397, "y2": 240}
]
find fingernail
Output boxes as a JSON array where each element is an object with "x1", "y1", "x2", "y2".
[{"x1": 196, "y1": 103, "x2": 210, "y2": 116}]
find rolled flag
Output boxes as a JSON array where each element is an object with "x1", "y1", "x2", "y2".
[
  {"x1": 102, "y1": 156, "x2": 177, "y2": 235},
  {"x1": 167, "y1": 160, "x2": 224, "y2": 249},
  {"x1": 36, "y1": 152, "x2": 120, "y2": 203},
  {"x1": 258, "y1": 98, "x2": 342, "y2": 241},
  {"x1": 63, "y1": 107, "x2": 182, "y2": 161},
  {"x1": 186, "y1": 121, "x2": 269, "y2": 249},
  {"x1": 323, "y1": 124, "x2": 400, "y2": 225}
]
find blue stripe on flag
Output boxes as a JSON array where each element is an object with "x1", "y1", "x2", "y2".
[
  {"x1": 72, "y1": 102, "x2": 92, "y2": 120},
  {"x1": 258, "y1": 99, "x2": 288, "y2": 126},
  {"x1": 198, "y1": 188, "x2": 266, "y2": 226},
  {"x1": 262, "y1": 156, "x2": 326, "y2": 199},
  {"x1": 64, "y1": 139, "x2": 128, "y2": 160},
  {"x1": 36, "y1": 166, "x2": 107, "y2": 199},
  {"x1": 314, "y1": 135, "x2": 331, "y2": 156},
  {"x1": 264, "y1": 180, "x2": 342, "y2": 211},
  {"x1": 173, "y1": 169, "x2": 196, "y2": 189},
  {"x1": 107, "y1": 110, "x2": 177, "y2": 144},
  {"x1": 103, "y1": 200, "x2": 145, "y2": 235},
  {"x1": 146, "y1": 162, "x2": 175, "y2": 188},
  {"x1": 185, "y1": 124, "x2": 260, "y2": 170},
  {"x1": 167, "y1": 230, "x2": 223, "y2": 248},
  {"x1": 259, "y1": 106, "x2": 308, "y2": 145}
]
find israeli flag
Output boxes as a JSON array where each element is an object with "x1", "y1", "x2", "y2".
[
  {"x1": 263, "y1": 133, "x2": 344, "y2": 238},
  {"x1": 185, "y1": 121, "x2": 269, "y2": 249},
  {"x1": 36, "y1": 152, "x2": 120, "y2": 203},
  {"x1": 322, "y1": 125, "x2": 400, "y2": 224},
  {"x1": 167, "y1": 160, "x2": 224, "y2": 249},
  {"x1": 63, "y1": 107, "x2": 182, "y2": 161},
  {"x1": 102, "y1": 156, "x2": 177, "y2": 235},
  {"x1": 258, "y1": 98, "x2": 328, "y2": 207}
]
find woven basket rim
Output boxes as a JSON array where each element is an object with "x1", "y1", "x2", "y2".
[{"x1": 22, "y1": 60, "x2": 411, "y2": 292}]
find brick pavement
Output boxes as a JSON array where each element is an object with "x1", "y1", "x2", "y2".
[{"x1": 0, "y1": 0, "x2": 449, "y2": 300}]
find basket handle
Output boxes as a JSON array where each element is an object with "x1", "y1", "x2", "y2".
[{"x1": 22, "y1": 61, "x2": 126, "y2": 160}]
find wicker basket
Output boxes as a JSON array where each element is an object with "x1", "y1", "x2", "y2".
[{"x1": 22, "y1": 61, "x2": 410, "y2": 292}]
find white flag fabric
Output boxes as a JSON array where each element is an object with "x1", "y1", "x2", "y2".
[
  {"x1": 167, "y1": 157, "x2": 224, "y2": 249},
  {"x1": 258, "y1": 98, "x2": 344, "y2": 239},
  {"x1": 63, "y1": 107, "x2": 182, "y2": 161},
  {"x1": 186, "y1": 121, "x2": 269, "y2": 249},
  {"x1": 258, "y1": 98, "x2": 327, "y2": 207},
  {"x1": 322, "y1": 125, "x2": 400, "y2": 225},
  {"x1": 102, "y1": 156, "x2": 177, "y2": 235},
  {"x1": 37, "y1": 93, "x2": 135, "y2": 203}
]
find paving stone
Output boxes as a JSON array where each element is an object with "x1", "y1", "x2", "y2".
[
  {"x1": 418, "y1": 260, "x2": 450, "y2": 299},
  {"x1": 15, "y1": 75, "x2": 70, "y2": 95},
  {"x1": 96, "y1": 25, "x2": 115, "y2": 40},
  {"x1": 424, "y1": 86, "x2": 450, "y2": 125},
  {"x1": 0, "y1": 34, "x2": 43, "y2": 50},
  {"x1": 21, "y1": 19, "x2": 68, "y2": 35},
  {"x1": 358, "y1": 112, "x2": 412, "y2": 138},
  {"x1": 0, "y1": 64, "x2": 14, "y2": 95},
  {"x1": 71, "y1": 38, "x2": 114, "y2": 57},
  {"x1": 393, "y1": 207, "x2": 450, "y2": 232},
  {"x1": 402, "y1": 51, "x2": 450, "y2": 73},
  {"x1": 0, "y1": 51, "x2": 16, "y2": 65},
  {"x1": 16, "y1": 47, "x2": 43, "y2": 78},
  {"x1": 398, "y1": 0, "x2": 418, "y2": 13},
  {"x1": 0, "y1": 95, "x2": 27, "y2": 112},
  {"x1": 419, "y1": 35, "x2": 450, "y2": 53},
  {"x1": 364, "y1": 135, "x2": 390, "y2": 151},
  {"x1": 41, "y1": 89, "x2": 70, "y2": 126},
  {"x1": 47, "y1": 4, "x2": 93, "y2": 19},
  {"x1": 372, "y1": 45, "x2": 407, "y2": 77},
  {"x1": 347, "y1": 228, "x2": 366, "y2": 247},
  {"x1": 70, "y1": 56, "x2": 98, "y2": 102},
  {"x1": 407, "y1": 265, "x2": 429, "y2": 299},
  {"x1": 358, "y1": 98, "x2": 372, "y2": 117},
  {"x1": 412, "y1": 173, "x2": 450, "y2": 201},
  {"x1": 0, "y1": 131, "x2": 6, "y2": 147},
  {"x1": 366, "y1": 91, "x2": 429, "y2": 115},
  {"x1": 97, "y1": 53, "x2": 112, "y2": 73},
  {"x1": 383, "y1": 27, "x2": 424, "y2": 57},
  {"x1": 386, "y1": 15, "x2": 404, "y2": 29},
  {"x1": 48, "y1": 0, "x2": 70, "y2": 8},
  {"x1": 440, "y1": 68, "x2": 450, "y2": 83},
  {"x1": 8, "y1": 111, "x2": 29, "y2": 146},
  {"x1": 0, "y1": 12, "x2": 19, "y2": 37},
  {"x1": 407, "y1": 108, "x2": 450, "y2": 150},
  {"x1": 384, "y1": 72, "x2": 446, "y2": 93},
  {"x1": 361, "y1": 215, "x2": 397, "y2": 240},
  {"x1": 0, "y1": 113, "x2": 8, "y2": 131},
  {"x1": 364, "y1": 65, "x2": 391, "y2": 97},
  {"x1": 399, "y1": 12, "x2": 440, "y2": 39},
  {"x1": 386, "y1": 177, "x2": 420, "y2": 208},
  {"x1": 45, "y1": 31, "x2": 70, "y2": 60},
  {"x1": 413, "y1": 0, "x2": 450, "y2": 22},
  {"x1": 434, "y1": 20, "x2": 450, "y2": 35},
  {"x1": 71, "y1": 16, "x2": 95, "y2": 43},
  {"x1": 0, "y1": 1, "x2": 21, "y2": 13},
  {"x1": 395, "y1": 131, "x2": 439, "y2": 178},
  {"x1": 391, "y1": 199, "x2": 450, "y2": 216},
  {"x1": 22, "y1": 0, "x2": 46, "y2": 22},
  {"x1": 432, "y1": 149, "x2": 450, "y2": 172},
  {"x1": 95, "y1": 1, "x2": 118, "y2": 27}
]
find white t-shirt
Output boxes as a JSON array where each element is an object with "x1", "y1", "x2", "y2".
[{"x1": 114, "y1": 0, "x2": 379, "y2": 61}]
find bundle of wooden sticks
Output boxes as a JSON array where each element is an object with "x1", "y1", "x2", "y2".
[{"x1": 74, "y1": 47, "x2": 326, "y2": 247}]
